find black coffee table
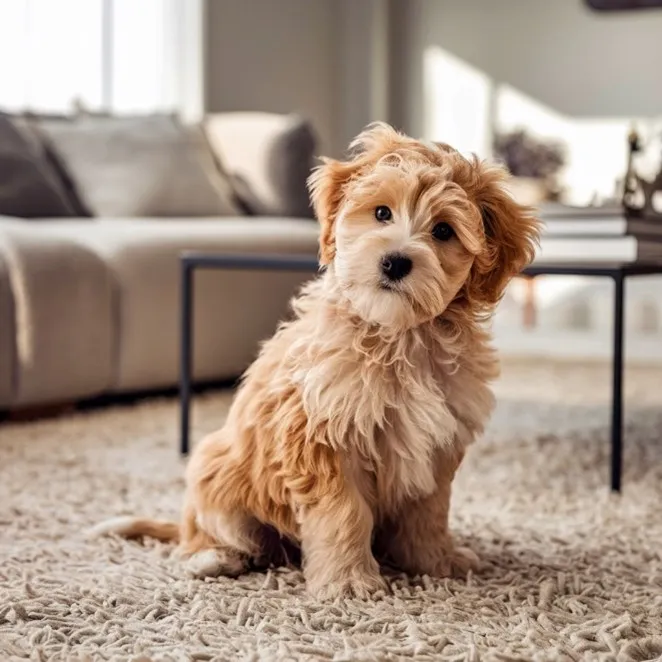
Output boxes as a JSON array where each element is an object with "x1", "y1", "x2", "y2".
[{"x1": 179, "y1": 252, "x2": 662, "y2": 492}]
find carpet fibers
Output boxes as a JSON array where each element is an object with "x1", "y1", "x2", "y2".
[{"x1": 1, "y1": 361, "x2": 662, "y2": 661}]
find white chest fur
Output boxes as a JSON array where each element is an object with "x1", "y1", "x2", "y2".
[{"x1": 295, "y1": 317, "x2": 495, "y2": 514}]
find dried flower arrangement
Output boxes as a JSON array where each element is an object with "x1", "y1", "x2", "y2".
[
  {"x1": 492, "y1": 129, "x2": 567, "y2": 204},
  {"x1": 493, "y1": 129, "x2": 566, "y2": 180}
]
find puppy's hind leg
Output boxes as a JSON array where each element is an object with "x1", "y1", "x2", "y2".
[
  {"x1": 179, "y1": 428, "x2": 265, "y2": 579},
  {"x1": 178, "y1": 500, "x2": 261, "y2": 579}
]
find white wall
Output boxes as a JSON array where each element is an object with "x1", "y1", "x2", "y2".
[
  {"x1": 394, "y1": 0, "x2": 662, "y2": 137},
  {"x1": 390, "y1": 0, "x2": 662, "y2": 204},
  {"x1": 204, "y1": 0, "x2": 390, "y2": 158}
]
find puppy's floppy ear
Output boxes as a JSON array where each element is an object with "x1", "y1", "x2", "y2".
[
  {"x1": 469, "y1": 159, "x2": 541, "y2": 305},
  {"x1": 307, "y1": 157, "x2": 356, "y2": 265},
  {"x1": 307, "y1": 122, "x2": 403, "y2": 265}
]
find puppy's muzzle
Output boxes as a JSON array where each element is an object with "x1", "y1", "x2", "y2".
[{"x1": 381, "y1": 253, "x2": 412, "y2": 282}]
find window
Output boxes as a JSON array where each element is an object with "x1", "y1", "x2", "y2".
[{"x1": 0, "y1": 0, "x2": 203, "y2": 119}]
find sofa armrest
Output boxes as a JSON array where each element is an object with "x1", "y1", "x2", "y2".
[
  {"x1": 0, "y1": 248, "x2": 15, "y2": 407},
  {"x1": 203, "y1": 112, "x2": 317, "y2": 219},
  {"x1": 0, "y1": 223, "x2": 115, "y2": 407}
]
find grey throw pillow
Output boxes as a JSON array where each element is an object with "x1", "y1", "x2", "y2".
[
  {"x1": 204, "y1": 113, "x2": 317, "y2": 219},
  {"x1": 37, "y1": 115, "x2": 242, "y2": 218},
  {"x1": 0, "y1": 115, "x2": 78, "y2": 218}
]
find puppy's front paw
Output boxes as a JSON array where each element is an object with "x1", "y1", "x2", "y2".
[
  {"x1": 447, "y1": 546, "x2": 480, "y2": 577},
  {"x1": 412, "y1": 545, "x2": 481, "y2": 579},
  {"x1": 309, "y1": 570, "x2": 388, "y2": 601}
]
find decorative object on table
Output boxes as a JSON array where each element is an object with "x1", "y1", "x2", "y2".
[
  {"x1": 622, "y1": 126, "x2": 662, "y2": 219},
  {"x1": 534, "y1": 128, "x2": 662, "y2": 263},
  {"x1": 493, "y1": 129, "x2": 566, "y2": 205}
]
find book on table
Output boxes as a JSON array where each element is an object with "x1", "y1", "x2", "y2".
[
  {"x1": 535, "y1": 202, "x2": 662, "y2": 263},
  {"x1": 540, "y1": 202, "x2": 662, "y2": 238}
]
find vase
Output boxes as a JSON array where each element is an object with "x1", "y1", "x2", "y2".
[{"x1": 506, "y1": 177, "x2": 548, "y2": 206}]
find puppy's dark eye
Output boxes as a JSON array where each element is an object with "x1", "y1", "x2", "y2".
[
  {"x1": 375, "y1": 205, "x2": 392, "y2": 222},
  {"x1": 432, "y1": 222, "x2": 454, "y2": 241}
]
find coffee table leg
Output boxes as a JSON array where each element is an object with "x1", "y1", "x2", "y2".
[
  {"x1": 180, "y1": 261, "x2": 193, "y2": 456},
  {"x1": 610, "y1": 273, "x2": 625, "y2": 492}
]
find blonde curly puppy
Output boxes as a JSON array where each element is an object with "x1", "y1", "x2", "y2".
[{"x1": 94, "y1": 123, "x2": 540, "y2": 600}]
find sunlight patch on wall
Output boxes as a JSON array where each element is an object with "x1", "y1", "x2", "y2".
[
  {"x1": 423, "y1": 46, "x2": 492, "y2": 156},
  {"x1": 564, "y1": 119, "x2": 634, "y2": 206},
  {"x1": 495, "y1": 84, "x2": 570, "y2": 141},
  {"x1": 423, "y1": 46, "x2": 645, "y2": 208}
]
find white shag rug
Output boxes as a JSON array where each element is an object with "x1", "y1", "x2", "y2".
[{"x1": 1, "y1": 361, "x2": 662, "y2": 662}]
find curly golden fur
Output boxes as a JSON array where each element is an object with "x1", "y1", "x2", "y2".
[{"x1": 94, "y1": 123, "x2": 540, "y2": 600}]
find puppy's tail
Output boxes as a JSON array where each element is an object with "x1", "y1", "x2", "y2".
[{"x1": 89, "y1": 516, "x2": 180, "y2": 543}]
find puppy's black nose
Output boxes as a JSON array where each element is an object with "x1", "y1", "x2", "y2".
[{"x1": 381, "y1": 253, "x2": 413, "y2": 281}]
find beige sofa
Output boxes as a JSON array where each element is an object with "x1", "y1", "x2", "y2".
[{"x1": 0, "y1": 112, "x2": 320, "y2": 410}]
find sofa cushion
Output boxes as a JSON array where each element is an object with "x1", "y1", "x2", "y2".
[
  {"x1": 204, "y1": 113, "x2": 316, "y2": 219},
  {"x1": 36, "y1": 217, "x2": 320, "y2": 392},
  {"x1": 0, "y1": 115, "x2": 79, "y2": 218},
  {"x1": 36, "y1": 115, "x2": 242, "y2": 218},
  {"x1": 20, "y1": 116, "x2": 92, "y2": 217},
  {"x1": 8, "y1": 113, "x2": 92, "y2": 216}
]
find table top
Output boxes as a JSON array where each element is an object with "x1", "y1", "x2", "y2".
[
  {"x1": 181, "y1": 251, "x2": 662, "y2": 278},
  {"x1": 182, "y1": 252, "x2": 320, "y2": 271},
  {"x1": 523, "y1": 261, "x2": 662, "y2": 277}
]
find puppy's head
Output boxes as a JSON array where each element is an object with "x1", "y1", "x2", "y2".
[{"x1": 308, "y1": 123, "x2": 540, "y2": 330}]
